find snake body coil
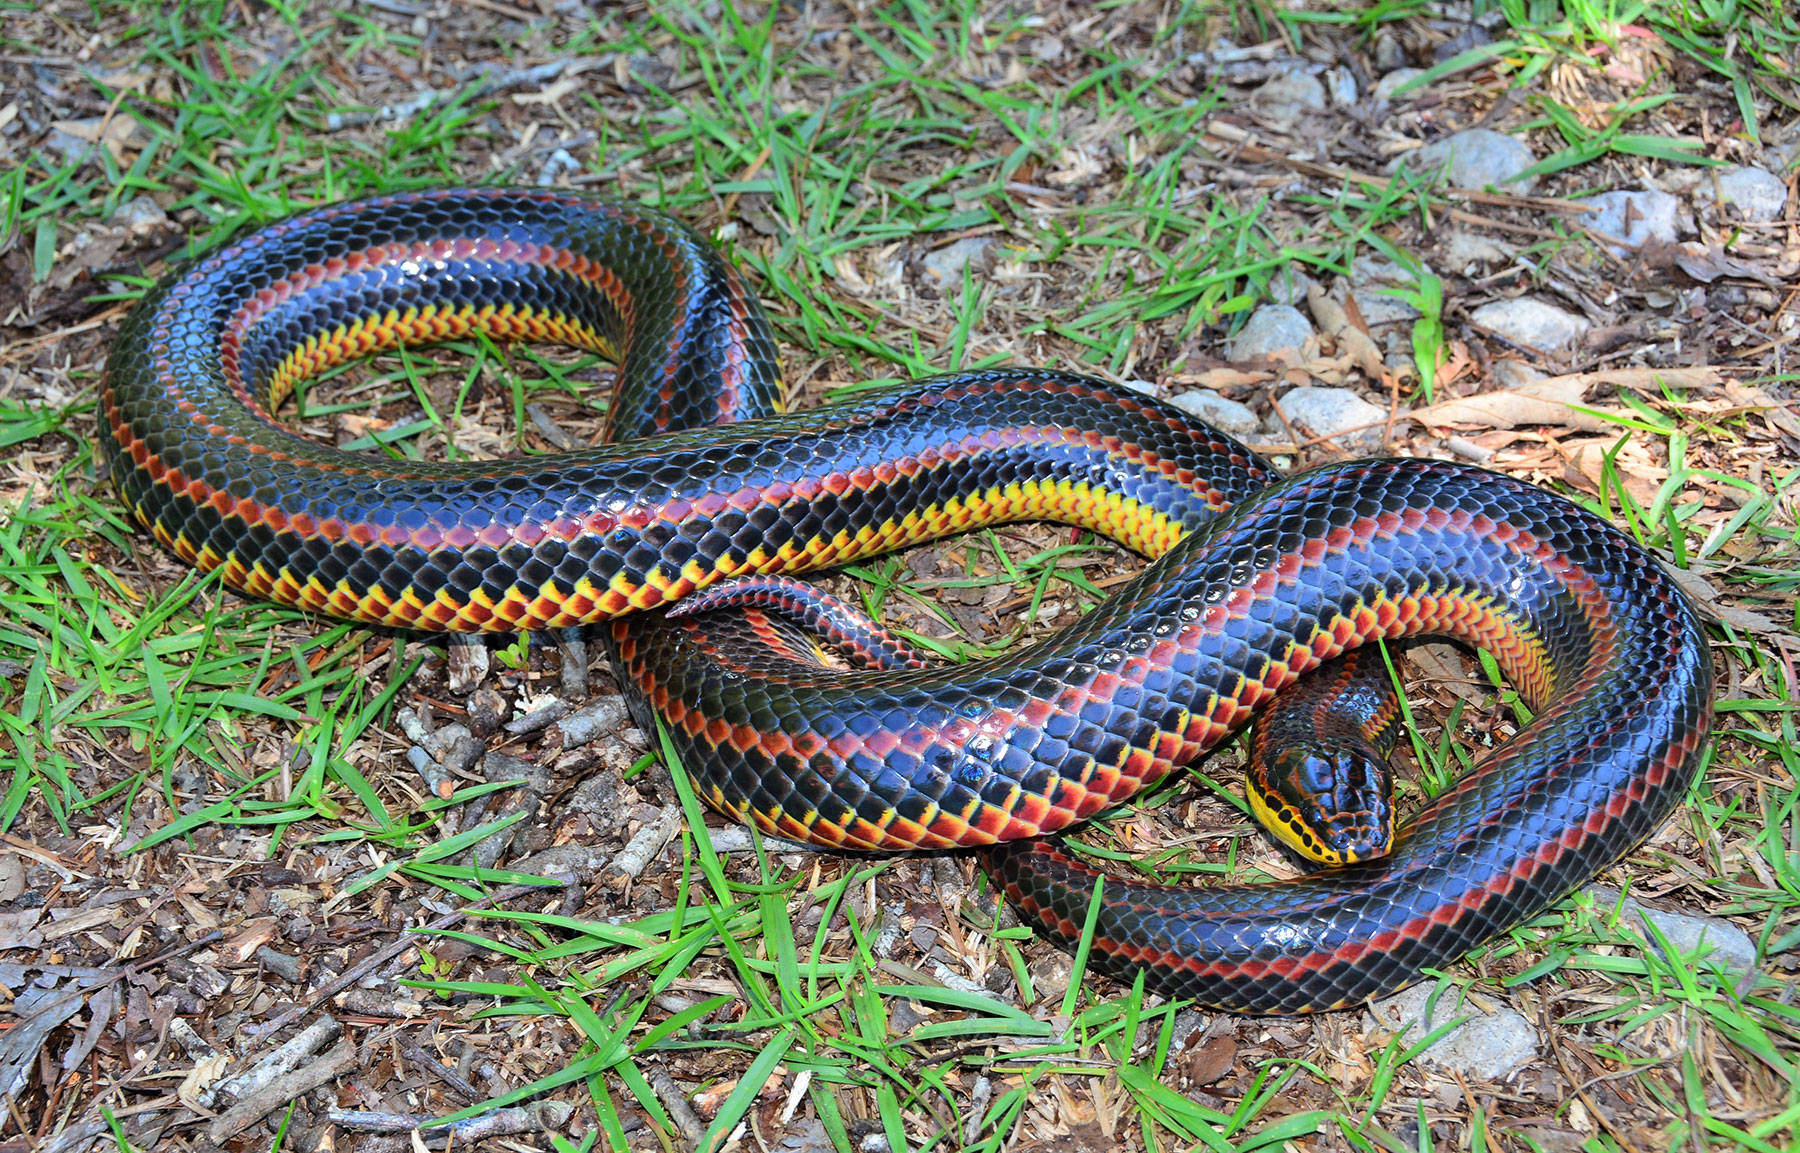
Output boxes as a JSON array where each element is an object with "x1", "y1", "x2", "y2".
[{"x1": 101, "y1": 188, "x2": 1713, "y2": 1013}]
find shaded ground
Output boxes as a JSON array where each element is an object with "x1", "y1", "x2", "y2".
[{"x1": 0, "y1": 2, "x2": 1796, "y2": 1151}]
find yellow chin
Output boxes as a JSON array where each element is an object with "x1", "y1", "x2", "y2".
[{"x1": 1246, "y1": 782, "x2": 1360, "y2": 867}]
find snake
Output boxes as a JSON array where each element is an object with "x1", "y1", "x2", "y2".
[{"x1": 99, "y1": 187, "x2": 1714, "y2": 1014}]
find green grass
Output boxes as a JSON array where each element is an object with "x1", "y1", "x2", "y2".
[{"x1": 3, "y1": 0, "x2": 1798, "y2": 1150}]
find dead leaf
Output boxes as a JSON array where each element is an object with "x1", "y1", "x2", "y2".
[
  {"x1": 0, "y1": 909, "x2": 43, "y2": 950},
  {"x1": 1167, "y1": 366, "x2": 1273, "y2": 391},
  {"x1": 1564, "y1": 366, "x2": 1722, "y2": 392},
  {"x1": 0, "y1": 855, "x2": 23, "y2": 904},
  {"x1": 224, "y1": 919, "x2": 277, "y2": 963},
  {"x1": 1669, "y1": 566, "x2": 1792, "y2": 640},
  {"x1": 48, "y1": 116, "x2": 153, "y2": 165},
  {"x1": 1414, "y1": 376, "x2": 1618, "y2": 432},
  {"x1": 40, "y1": 906, "x2": 118, "y2": 941},
  {"x1": 1721, "y1": 381, "x2": 1800, "y2": 437},
  {"x1": 1643, "y1": 241, "x2": 1783, "y2": 287},
  {"x1": 1307, "y1": 284, "x2": 1384, "y2": 377},
  {"x1": 510, "y1": 75, "x2": 587, "y2": 106},
  {"x1": 1435, "y1": 342, "x2": 1476, "y2": 391},
  {"x1": 1407, "y1": 643, "x2": 1491, "y2": 707},
  {"x1": 60, "y1": 984, "x2": 115, "y2": 1073},
  {"x1": 0, "y1": 985, "x2": 85, "y2": 1097},
  {"x1": 179, "y1": 1052, "x2": 231, "y2": 1108},
  {"x1": 1185, "y1": 1035, "x2": 1237, "y2": 1086},
  {"x1": 1559, "y1": 437, "x2": 1666, "y2": 505}
]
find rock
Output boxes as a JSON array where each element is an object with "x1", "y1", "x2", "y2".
[
  {"x1": 1265, "y1": 266, "x2": 1318, "y2": 307},
  {"x1": 1372, "y1": 68, "x2": 1424, "y2": 103},
  {"x1": 1169, "y1": 1009, "x2": 1208, "y2": 1054},
  {"x1": 1372, "y1": 30, "x2": 1407, "y2": 73},
  {"x1": 1346, "y1": 256, "x2": 1436, "y2": 327},
  {"x1": 1434, "y1": 22, "x2": 1493, "y2": 61},
  {"x1": 1400, "y1": 128, "x2": 1539, "y2": 194},
  {"x1": 1764, "y1": 121, "x2": 1800, "y2": 179},
  {"x1": 112, "y1": 195, "x2": 169, "y2": 234},
  {"x1": 1324, "y1": 67, "x2": 1358, "y2": 108},
  {"x1": 1169, "y1": 390, "x2": 1259, "y2": 439},
  {"x1": 1226, "y1": 304, "x2": 1315, "y2": 362},
  {"x1": 1441, "y1": 230, "x2": 1514, "y2": 271},
  {"x1": 1577, "y1": 188, "x2": 1680, "y2": 252},
  {"x1": 42, "y1": 128, "x2": 94, "y2": 165},
  {"x1": 1469, "y1": 297, "x2": 1589, "y2": 353},
  {"x1": 1251, "y1": 65, "x2": 1327, "y2": 131},
  {"x1": 1702, "y1": 166, "x2": 1790, "y2": 223},
  {"x1": 1491, "y1": 359, "x2": 1546, "y2": 389},
  {"x1": 1367, "y1": 981, "x2": 1538, "y2": 1081},
  {"x1": 1275, "y1": 386, "x2": 1387, "y2": 451},
  {"x1": 1587, "y1": 886, "x2": 1759, "y2": 989},
  {"x1": 920, "y1": 237, "x2": 997, "y2": 285},
  {"x1": 1026, "y1": 950, "x2": 1074, "y2": 1005}
]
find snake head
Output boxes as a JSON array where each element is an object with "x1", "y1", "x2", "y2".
[{"x1": 1246, "y1": 740, "x2": 1396, "y2": 866}]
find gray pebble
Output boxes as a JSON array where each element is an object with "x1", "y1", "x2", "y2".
[
  {"x1": 1275, "y1": 386, "x2": 1387, "y2": 451},
  {"x1": 1491, "y1": 359, "x2": 1546, "y2": 389},
  {"x1": 1372, "y1": 68, "x2": 1425, "y2": 103},
  {"x1": 920, "y1": 237, "x2": 997, "y2": 285},
  {"x1": 1168, "y1": 1009, "x2": 1209, "y2": 1053},
  {"x1": 1367, "y1": 981, "x2": 1538, "y2": 1081},
  {"x1": 1588, "y1": 886, "x2": 1759, "y2": 989},
  {"x1": 112, "y1": 195, "x2": 169, "y2": 234},
  {"x1": 1578, "y1": 188, "x2": 1680, "y2": 251},
  {"x1": 1265, "y1": 265, "x2": 1318, "y2": 307},
  {"x1": 1347, "y1": 256, "x2": 1430, "y2": 326},
  {"x1": 1763, "y1": 123, "x2": 1800, "y2": 177},
  {"x1": 1703, "y1": 165, "x2": 1790, "y2": 222},
  {"x1": 1400, "y1": 128, "x2": 1539, "y2": 193},
  {"x1": 1168, "y1": 390, "x2": 1259, "y2": 439},
  {"x1": 1324, "y1": 67, "x2": 1358, "y2": 108},
  {"x1": 1372, "y1": 30, "x2": 1407, "y2": 73},
  {"x1": 1251, "y1": 66, "x2": 1327, "y2": 131},
  {"x1": 42, "y1": 129, "x2": 93, "y2": 164},
  {"x1": 1469, "y1": 297, "x2": 1589, "y2": 353},
  {"x1": 1441, "y1": 230, "x2": 1514, "y2": 271},
  {"x1": 1225, "y1": 303, "x2": 1315, "y2": 362}
]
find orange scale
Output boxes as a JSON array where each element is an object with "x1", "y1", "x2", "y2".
[
  {"x1": 878, "y1": 812, "x2": 932, "y2": 845},
  {"x1": 1427, "y1": 902, "x2": 1463, "y2": 927},
  {"x1": 1085, "y1": 763, "x2": 1122, "y2": 797},
  {"x1": 788, "y1": 813, "x2": 848, "y2": 846},
  {"x1": 466, "y1": 523, "x2": 511, "y2": 550}
]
